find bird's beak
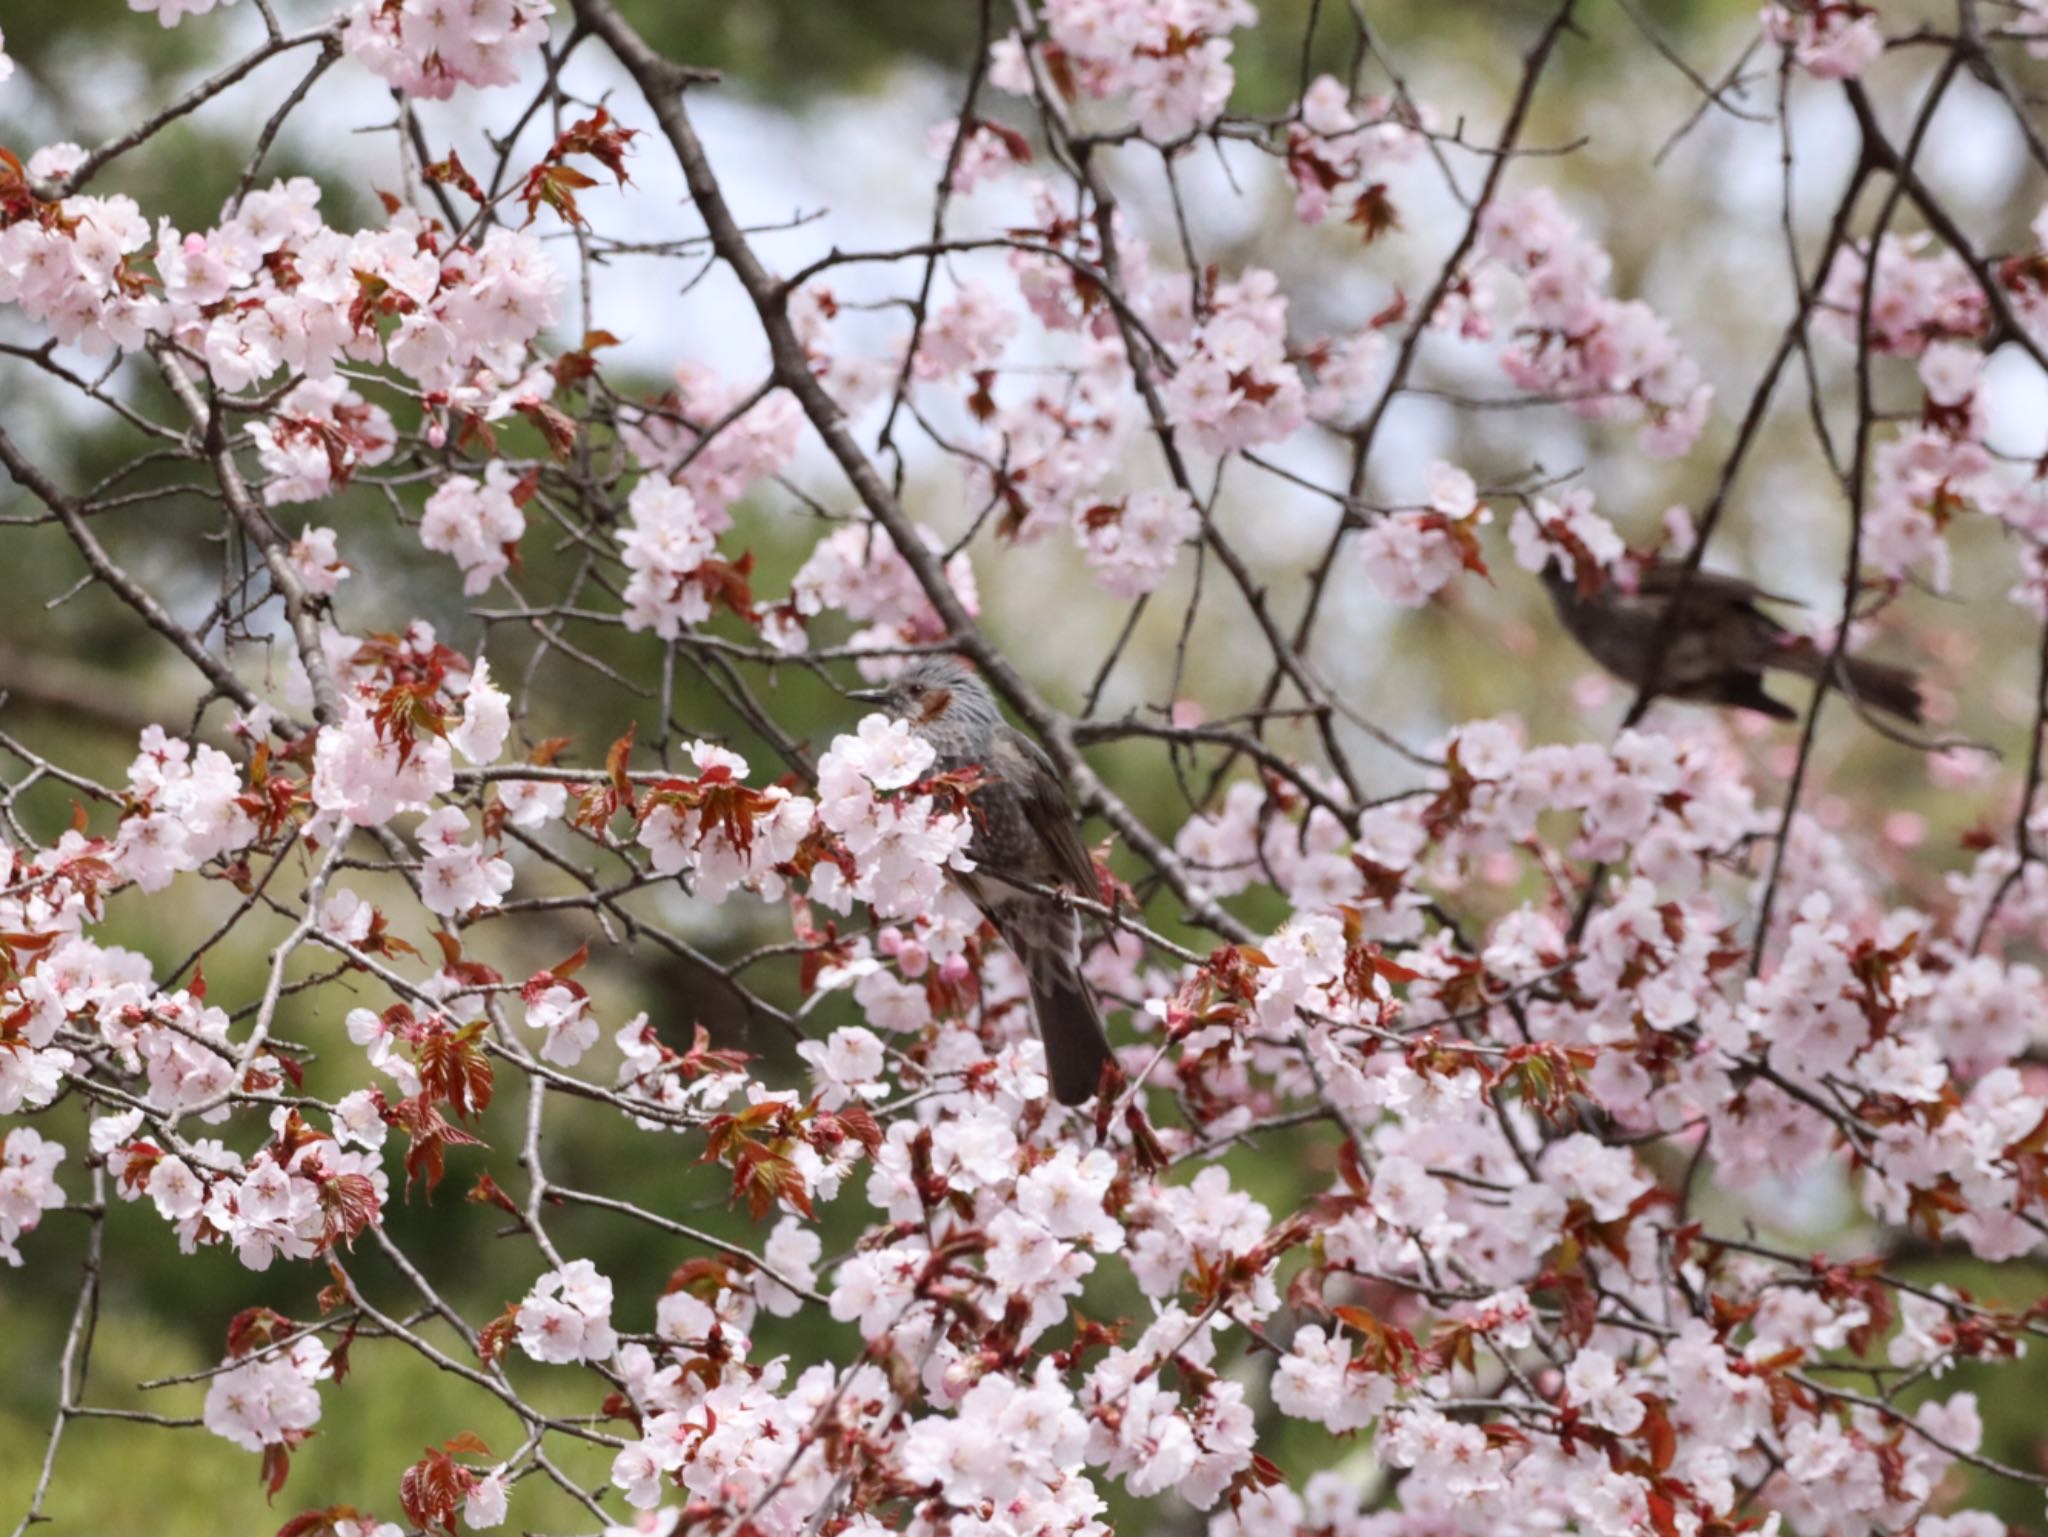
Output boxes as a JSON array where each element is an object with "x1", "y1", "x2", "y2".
[{"x1": 846, "y1": 687, "x2": 887, "y2": 704}]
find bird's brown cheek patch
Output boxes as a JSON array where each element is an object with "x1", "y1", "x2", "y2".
[{"x1": 914, "y1": 688, "x2": 953, "y2": 726}]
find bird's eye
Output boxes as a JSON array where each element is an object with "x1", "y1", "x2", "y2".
[{"x1": 906, "y1": 684, "x2": 924, "y2": 698}]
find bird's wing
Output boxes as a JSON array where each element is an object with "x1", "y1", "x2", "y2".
[{"x1": 991, "y1": 728, "x2": 1099, "y2": 896}]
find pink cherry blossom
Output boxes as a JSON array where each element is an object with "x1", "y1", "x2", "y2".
[
  {"x1": 1764, "y1": 1, "x2": 1885, "y2": 79},
  {"x1": 516, "y1": 1258, "x2": 619, "y2": 1364},
  {"x1": 1474, "y1": 188, "x2": 1712, "y2": 456},
  {"x1": 421, "y1": 463, "x2": 528, "y2": 596},
  {"x1": 619, "y1": 477, "x2": 735, "y2": 638},
  {"x1": 202, "y1": 1339, "x2": 328, "y2": 1453},
  {"x1": 449, "y1": 657, "x2": 511, "y2": 765},
  {"x1": 128, "y1": 0, "x2": 238, "y2": 29},
  {"x1": 1073, "y1": 487, "x2": 1201, "y2": 597},
  {"x1": 342, "y1": 0, "x2": 555, "y2": 98},
  {"x1": 928, "y1": 117, "x2": 1030, "y2": 193},
  {"x1": 790, "y1": 522, "x2": 980, "y2": 662},
  {"x1": 416, "y1": 806, "x2": 514, "y2": 917},
  {"x1": 1159, "y1": 269, "x2": 1309, "y2": 454},
  {"x1": 0, "y1": 1128, "x2": 65, "y2": 1266}
]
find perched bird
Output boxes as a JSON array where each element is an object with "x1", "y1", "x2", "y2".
[
  {"x1": 848, "y1": 656, "x2": 1115, "y2": 1106},
  {"x1": 1539, "y1": 558, "x2": 1924, "y2": 724}
]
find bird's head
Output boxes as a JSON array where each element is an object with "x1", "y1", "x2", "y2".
[{"x1": 847, "y1": 655, "x2": 999, "y2": 744}]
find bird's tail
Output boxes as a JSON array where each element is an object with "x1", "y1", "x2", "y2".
[
  {"x1": 1001, "y1": 904, "x2": 1114, "y2": 1106},
  {"x1": 1030, "y1": 962, "x2": 1114, "y2": 1107},
  {"x1": 1777, "y1": 642, "x2": 1925, "y2": 724}
]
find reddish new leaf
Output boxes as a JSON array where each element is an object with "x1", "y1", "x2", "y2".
[{"x1": 399, "y1": 1447, "x2": 464, "y2": 1537}]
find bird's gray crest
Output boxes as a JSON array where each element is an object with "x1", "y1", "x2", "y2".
[{"x1": 848, "y1": 655, "x2": 1002, "y2": 752}]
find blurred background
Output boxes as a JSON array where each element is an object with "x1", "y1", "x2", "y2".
[{"x1": 3, "y1": 0, "x2": 2048, "y2": 1530}]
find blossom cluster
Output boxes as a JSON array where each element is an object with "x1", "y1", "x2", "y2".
[
  {"x1": 1812, "y1": 219, "x2": 2048, "y2": 593},
  {"x1": 618, "y1": 477, "x2": 740, "y2": 639},
  {"x1": 633, "y1": 740, "x2": 816, "y2": 904},
  {"x1": 0, "y1": 165, "x2": 558, "y2": 429},
  {"x1": 0, "y1": 1128, "x2": 65, "y2": 1265},
  {"x1": 516, "y1": 1257, "x2": 619, "y2": 1363},
  {"x1": 1283, "y1": 74, "x2": 1429, "y2": 229},
  {"x1": 110, "y1": 726, "x2": 256, "y2": 893},
  {"x1": 927, "y1": 116, "x2": 1033, "y2": 193},
  {"x1": 1159, "y1": 268, "x2": 1310, "y2": 453},
  {"x1": 1356, "y1": 462, "x2": 1493, "y2": 606},
  {"x1": 202, "y1": 1335, "x2": 329, "y2": 1453},
  {"x1": 812, "y1": 716, "x2": 977, "y2": 920},
  {"x1": 988, "y1": 0, "x2": 1258, "y2": 143},
  {"x1": 1470, "y1": 187, "x2": 1713, "y2": 457},
  {"x1": 1763, "y1": 1, "x2": 1886, "y2": 80},
  {"x1": 1072, "y1": 486, "x2": 1203, "y2": 597},
  {"x1": 342, "y1": 0, "x2": 556, "y2": 98},
  {"x1": 420, "y1": 461, "x2": 530, "y2": 594},
  {"x1": 618, "y1": 361, "x2": 802, "y2": 514},
  {"x1": 1820, "y1": 232, "x2": 1987, "y2": 357},
  {"x1": 788, "y1": 522, "x2": 982, "y2": 662}
]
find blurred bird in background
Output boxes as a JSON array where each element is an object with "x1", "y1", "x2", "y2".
[{"x1": 1539, "y1": 559, "x2": 1925, "y2": 724}]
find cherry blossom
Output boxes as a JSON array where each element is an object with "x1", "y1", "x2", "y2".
[
  {"x1": 1473, "y1": 188, "x2": 1712, "y2": 456},
  {"x1": 1358, "y1": 462, "x2": 1493, "y2": 606},
  {"x1": 498, "y1": 774, "x2": 569, "y2": 828},
  {"x1": 314, "y1": 700, "x2": 457, "y2": 830},
  {"x1": 928, "y1": 117, "x2": 1030, "y2": 193},
  {"x1": 990, "y1": 0, "x2": 1256, "y2": 142},
  {"x1": 0, "y1": 189, "x2": 158, "y2": 354},
  {"x1": 1072, "y1": 487, "x2": 1201, "y2": 597},
  {"x1": 1820, "y1": 232, "x2": 1987, "y2": 356},
  {"x1": 0, "y1": 1128, "x2": 65, "y2": 1266},
  {"x1": 1507, "y1": 487, "x2": 1627, "y2": 582},
  {"x1": 620, "y1": 362, "x2": 800, "y2": 514},
  {"x1": 251, "y1": 378, "x2": 395, "y2": 506},
  {"x1": 1159, "y1": 269, "x2": 1309, "y2": 454},
  {"x1": 789, "y1": 522, "x2": 981, "y2": 664},
  {"x1": 128, "y1": 0, "x2": 239, "y2": 29},
  {"x1": 285, "y1": 525, "x2": 351, "y2": 597},
  {"x1": 463, "y1": 1466, "x2": 510, "y2": 1529},
  {"x1": 1284, "y1": 74, "x2": 1429, "y2": 228},
  {"x1": 342, "y1": 0, "x2": 555, "y2": 98},
  {"x1": 516, "y1": 1258, "x2": 619, "y2": 1365},
  {"x1": 1764, "y1": 1, "x2": 1885, "y2": 80},
  {"x1": 202, "y1": 1338, "x2": 329, "y2": 1454},
  {"x1": 110, "y1": 726, "x2": 256, "y2": 892},
  {"x1": 619, "y1": 476, "x2": 736, "y2": 638},
  {"x1": 420, "y1": 462, "x2": 529, "y2": 596},
  {"x1": 449, "y1": 657, "x2": 511, "y2": 765},
  {"x1": 416, "y1": 805, "x2": 514, "y2": 918}
]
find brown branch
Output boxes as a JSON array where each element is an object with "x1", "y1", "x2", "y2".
[
  {"x1": 0, "y1": 420, "x2": 269, "y2": 722},
  {"x1": 41, "y1": 21, "x2": 343, "y2": 198},
  {"x1": 568, "y1": 0, "x2": 1251, "y2": 943}
]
